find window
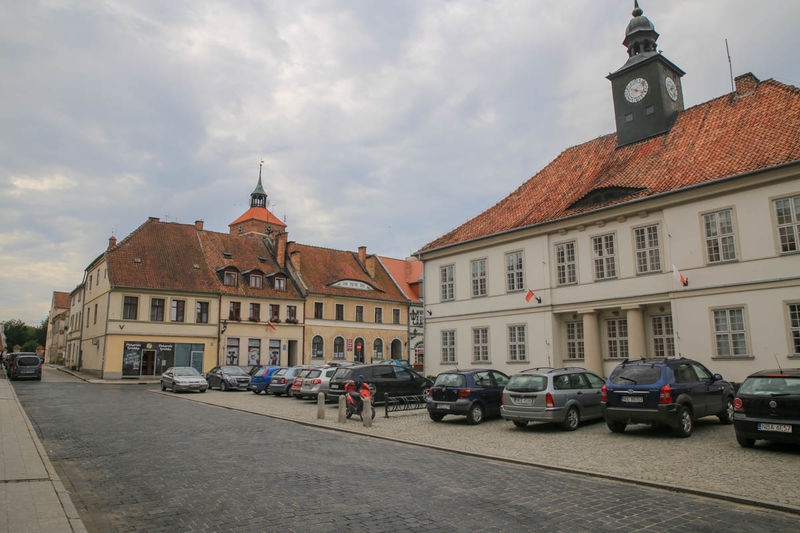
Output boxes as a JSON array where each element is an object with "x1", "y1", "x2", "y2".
[
  {"x1": 335, "y1": 304, "x2": 344, "y2": 321},
  {"x1": 89, "y1": 275, "x2": 92, "y2": 289},
  {"x1": 373, "y1": 338, "x2": 384, "y2": 359},
  {"x1": 333, "y1": 337, "x2": 345, "y2": 359},
  {"x1": 250, "y1": 274, "x2": 263, "y2": 288},
  {"x1": 269, "y1": 304, "x2": 280, "y2": 322},
  {"x1": 151, "y1": 298, "x2": 165, "y2": 321},
  {"x1": 312, "y1": 335, "x2": 324, "y2": 359},
  {"x1": 440, "y1": 265, "x2": 454, "y2": 301},
  {"x1": 85, "y1": 307, "x2": 90, "y2": 328},
  {"x1": 249, "y1": 303, "x2": 260, "y2": 321},
  {"x1": 355, "y1": 305, "x2": 364, "y2": 322},
  {"x1": 555, "y1": 242, "x2": 577, "y2": 285},
  {"x1": 274, "y1": 277, "x2": 286, "y2": 291},
  {"x1": 713, "y1": 307, "x2": 747, "y2": 357},
  {"x1": 196, "y1": 301, "x2": 209, "y2": 323},
  {"x1": 441, "y1": 330, "x2": 455, "y2": 363},
  {"x1": 314, "y1": 302, "x2": 323, "y2": 319},
  {"x1": 651, "y1": 315, "x2": 675, "y2": 358},
  {"x1": 703, "y1": 209, "x2": 737, "y2": 263},
  {"x1": 472, "y1": 327, "x2": 489, "y2": 362},
  {"x1": 226, "y1": 338, "x2": 239, "y2": 365},
  {"x1": 94, "y1": 303, "x2": 98, "y2": 324},
  {"x1": 634, "y1": 225, "x2": 661, "y2": 274},
  {"x1": 374, "y1": 307, "x2": 383, "y2": 324},
  {"x1": 287, "y1": 305, "x2": 297, "y2": 322},
  {"x1": 592, "y1": 234, "x2": 617, "y2": 280},
  {"x1": 566, "y1": 321, "x2": 584, "y2": 360},
  {"x1": 223, "y1": 271, "x2": 238, "y2": 286},
  {"x1": 505, "y1": 251, "x2": 524, "y2": 292},
  {"x1": 471, "y1": 259, "x2": 487, "y2": 297},
  {"x1": 248, "y1": 339, "x2": 260, "y2": 366},
  {"x1": 123, "y1": 296, "x2": 138, "y2": 320},
  {"x1": 229, "y1": 301, "x2": 241, "y2": 321},
  {"x1": 392, "y1": 308, "x2": 400, "y2": 325},
  {"x1": 171, "y1": 300, "x2": 185, "y2": 322},
  {"x1": 508, "y1": 325, "x2": 526, "y2": 361},
  {"x1": 606, "y1": 318, "x2": 628, "y2": 359},
  {"x1": 789, "y1": 303, "x2": 800, "y2": 355},
  {"x1": 774, "y1": 195, "x2": 800, "y2": 253}
]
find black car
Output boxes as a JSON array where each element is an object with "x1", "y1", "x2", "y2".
[
  {"x1": 206, "y1": 366, "x2": 251, "y2": 391},
  {"x1": 328, "y1": 364, "x2": 431, "y2": 402},
  {"x1": 601, "y1": 357, "x2": 735, "y2": 437},
  {"x1": 733, "y1": 368, "x2": 800, "y2": 448},
  {"x1": 7, "y1": 353, "x2": 42, "y2": 381},
  {"x1": 427, "y1": 369, "x2": 509, "y2": 424}
]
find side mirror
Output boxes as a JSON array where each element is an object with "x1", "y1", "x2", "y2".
[{"x1": 713, "y1": 373, "x2": 723, "y2": 382}]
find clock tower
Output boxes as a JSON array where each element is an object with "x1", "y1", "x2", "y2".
[{"x1": 607, "y1": 1, "x2": 685, "y2": 147}]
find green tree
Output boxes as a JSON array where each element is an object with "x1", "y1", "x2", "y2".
[
  {"x1": 36, "y1": 318, "x2": 48, "y2": 347},
  {"x1": 21, "y1": 339, "x2": 39, "y2": 352},
  {"x1": 3, "y1": 319, "x2": 29, "y2": 348}
]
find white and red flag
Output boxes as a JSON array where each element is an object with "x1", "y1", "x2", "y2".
[
  {"x1": 672, "y1": 265, "x2": 688, "y2": 287},
  {"x1": 525, "y1": 290, "x2": 541, "y2": 303},
  {"x1": 267, "y1": 322, "x2": 277, "y2": 331}
]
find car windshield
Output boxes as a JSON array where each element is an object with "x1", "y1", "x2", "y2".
[
  {"x1": 299, "y1": 368, "x2": 315, "y2": 377},
  {"x1": 306, "y1": 369, "x2": 322, "y2": 378},
  {"x1": 333, "y1": 368, "x2": 358, "y2": 381},
  {"x1": 221, "y1": 366, "x2": 248, "y2": 376},
  {"x1": 609, "y1": 365, "x2": 661, "y2": 385},
  {"x1": 506, "y1": 375, "x2": 547, "y2": 392},
  {"x1": 273, "y1": 368, "x2": 288, "y2": 377},
  {"x1": 173, "y1": 368, "x2": 200, "y2": 376},
  {"x1": 738, "y1": 376, "x2": 800, "y2": 395},
  {"x1": 17, "y1": 356, "x2": 40, "y2": 366},
  {"x1": 434, "y1": 373, "x2": 466, "y2": 388}
]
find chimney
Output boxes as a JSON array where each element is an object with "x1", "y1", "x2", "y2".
[
  {"x1": 276, "y1": 232, "x2": 288, "y2": 268},
  {"x1": 358, "y1": 246, "x2": 367, "y2": 265},
  {"x1": 365, "y1": 255, "x2": 377, "y2": 278},
  {"x1": 108, "y1": 236, "x2": 117, "y2": 249},
  {"x1": 290, "y1": 249, "x2": 301, "y2": 273},
  {"x1": 734, "y1": 73, "x2": 759, "y2": 98},
  {"x1": 194, "y1": 220, "x2": 204, "y2": 231}
]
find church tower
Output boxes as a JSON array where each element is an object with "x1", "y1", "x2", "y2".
[
  {"x1": 607, "y1": 1, "x2": 685, "y2": 147},
  {"x1": 229, "y1": 163, "x2": 287, "y2": 239}
]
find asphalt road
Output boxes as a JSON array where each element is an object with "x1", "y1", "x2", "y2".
[{"x1": 12, "y1": 367, "x2": 800, "y2": 532}]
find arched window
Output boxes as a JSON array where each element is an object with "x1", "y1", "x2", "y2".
[
  {"x1": 311, "y1": 335, "x2": 324, "y2": 359},
  {"x1": 391, "y1": 339, "x2": 402, "y2": 360},
  {"x1": 333, "y1": 336, "x2": 345, "y2": 359},
  {"x1": 354, "y1": 337, "x2": 365, "y2": 363},
  {"x1": 373, "y1": 338, "x2": 383, "y2": 359}
]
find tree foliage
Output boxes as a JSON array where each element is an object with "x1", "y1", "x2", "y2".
[{"x1": 2, "y1": 319, "x2": 46, "y2": 352}]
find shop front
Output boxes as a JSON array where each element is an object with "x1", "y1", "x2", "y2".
[{"x1": 122, "y1": 341, "x2": 205, "y2": 377}]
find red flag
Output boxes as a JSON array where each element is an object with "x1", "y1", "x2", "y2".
[
  {"x1": 525, "y1": 290, "x2": 534, "y2": 302},
  {"x1": 267, "y1": 322, "x2": 277, "y2": 331},
  {"x1": 672, "y1": 265, "x2": 688, "y2": 287}
]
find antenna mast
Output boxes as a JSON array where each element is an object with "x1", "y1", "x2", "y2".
[{"x1": 725, "y1": 38, "x2": 734, "y2": 93}]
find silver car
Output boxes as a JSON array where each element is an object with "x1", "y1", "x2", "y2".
[
  {"x1": 161, "y1": 367, "x2": 208, "y2": 393},
  {"x1": 501, "y1": 367, "x2": 605, "y2": 431},
  {"x1": 298, "y1": 367, "x2": 338, "y2": 400}
]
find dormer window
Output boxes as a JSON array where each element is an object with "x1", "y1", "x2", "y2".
[
  {"x1": 222, "y1": 252, "x2": 233, "y2": 259},
  {"x1": 250, "y1": 274, "x2": 263, "y2": 288},
  {"x1": 274, "y1": 277, "x2": 286, "y2": 291},
  {"x1": 331, "y1": 279, "x2": 376, "y2": 291},
  {"x1": 224, "y1": 271, "x2": 238, "y2": 286}
]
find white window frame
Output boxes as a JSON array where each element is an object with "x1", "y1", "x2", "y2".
[
  {"x1": 788, "y1": 302, "x2": 800, "y2": 355},
  {"x1": 712, "y1": 307, "x2": 748, "y2": 357},
  {"x1": 223, "y1": 271, "x2": 238, "y2": 286},
  {"x1": 505, "y1": 251, "x2": 524, "y2": 292},
  {"x1": 651, "y1": 315, "x2": 675, "y2": 358},
  {"x1": 333, "y1": 336, "x2": 345, "y2": 359},
  {"x1": 311, "y1": 336, "x2": 324, "y2": 359},
  {"x1": 555, "y1": 241, "x2": 577, "y2": 286},
  {"x1": 507, "y1": 324, "x2": 527, "y2": 362},
  {"x1": 373, "y1": 338, "x2": 384, "y2": 359},
  {"x1": 441, "y1": 330, "x2": 456, "y2": 363},
  {"x1": 566, "y1": 321, "x2": 584, "y2": 360},
  {"x1": 355, "y1": 305, "x2": 364, "y2": 322},
  {"x1": 471, "y1": 258, "x2": 487, "y2": 297},
  {"x1": 472, "y1": 327, "x2": 489, "y2": 362},
  {"x1": 773, "y1": 195, "x2": 800, "y2": 254},
  {"x1": 606, "y1": 318, "x2": 628, "y2": 359},
  {"x1": 633, "y1": 224, "x2": 661, "y2": 274},
  {"x1": 249, "y1": 273, "x2": 263, "y2": 288},
  {"x1": 440, "y1": 264, "x2": 454, "y2": 301},
  {"x1": 703, "y1": 208, "x2": 737, "y2": 264},
  {"x1": 592, "y1": 233, "x2": 617, "y2": 280}
]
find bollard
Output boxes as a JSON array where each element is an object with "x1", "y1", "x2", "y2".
[
  {"x1": 317, "y1": 393, "x2": 325, "y2": 420},
  {"x1": 338, "y1": 394, "x2": 346, "y2": 423},
  {"x1": 363, "y1": 398, "x2": 372, "y2": 428}
]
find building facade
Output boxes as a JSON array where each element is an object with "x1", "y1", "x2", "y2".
[{"x1": 44, "y1": 291, "x2": 69, "y2": 363}]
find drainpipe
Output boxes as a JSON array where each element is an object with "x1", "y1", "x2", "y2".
[
  {"x1": 216, "y1": 294, "x2": 223, "y2": 366},
  {"x1": 100, "y1": 289, "x2": 110, "y2": 379},
  {"x1": 78, "y1": 274, "x2": 87, "y2": 371}
]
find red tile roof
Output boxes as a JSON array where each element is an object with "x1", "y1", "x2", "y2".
[
  {"x1": 420, "y1": 75, "x2": 800, "y2": 252},
  {"x1": 380, "y1": 257, "x2": 423, "y2": 303},
  {"x1": 288, "y1": 243, "x2": 408, "y2": 302},
  {"x1": 52, "y1": 291, "x2": 70, "y2": 309},
  {"x1": 229, "y1": 206, "x2": 286, "y2": 229}
]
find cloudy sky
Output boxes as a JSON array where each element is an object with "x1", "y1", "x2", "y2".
[{"x1": 2, "y1": 0, "x2": 799, "y2": 325}]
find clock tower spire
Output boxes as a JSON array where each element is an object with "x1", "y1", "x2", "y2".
[{"x1": 607, "y1": 1, "x2": 685, "y2": 147}]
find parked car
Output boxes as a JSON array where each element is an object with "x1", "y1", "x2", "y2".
[
  {"x1": 378, "y1": 359, "x2": 413, "y2": 369},
  {"x1": 6, "y1": 353, "x2": 42, "y2": 381},
  {"x1": 501, "y1": 367, "x2": 605, "y2": 430},
  {"x1": 206, "y1": 366, "x2": 251, "y2": 391},
  {"x1": 268, "y1": 365, "x2": 305, "y2": 396},
  {"x1": 161, "y1": 366, "x2": 208, "y2": 393},
  {"x1": 249, "y1": 366, "x2": 283, "y2": 394},
  {"x1": 601, "y1": 357, "x2": 735, "y2": 438},
  {"x1": 290, "y1": 367, "x2": 320, "y2": 397},
  {"x1": 733, "y1": 368, "x2": 800, "y2": 448},
  {"x1": 299, "y1": 367, "x2": 338, "y2": 400},
  {"x1": 427, "y1": 369, "x2": 509, "y2": 424},
  {"x1": 327, "y1": 364, "x2": 432, "y2": 403}
]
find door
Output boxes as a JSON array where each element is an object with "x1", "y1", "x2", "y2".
[
  {"x1": 287, "y1": 340, "x2": 297, "y2": 366},
  {"x1": 582, "y1": 373, "x2": 605, "y2": 419},
  {"x1": 190, "y1": 351, "x2": 204, "y2": 373},
  {"x1": 390, "y1": 339, "x2": 402, "y2": 360},
  {"x1": 354, "y1": 338, "x2": 365, "y2": 363},
  {"x1": 142, "y1": 350, "x2": 156, "y2": 376},
  {"x1": 489, "y1": 371, "x2": 510, "y2": 416},
  {"x1": 673, "y1": 363, "x2": 706, "y2": 415},
  {"x1": 692, "y1": 362, "x2": 720, "y2": 416}
]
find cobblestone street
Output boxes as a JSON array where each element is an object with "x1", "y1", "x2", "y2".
[{"x1": 11, "y1": 369, "x2": 800, "y2": 532}]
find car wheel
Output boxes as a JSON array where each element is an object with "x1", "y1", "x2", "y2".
[
  {"x1": 220, "y1": 381, "x2": 227, "y2": 392},
  {"x1": 429, "y1": 412, "x2": 445, "y2": 422},
  {"x1": 513, "y1": 420, "x2": 528, "y2": 428},
  {"x1": 718, "y1": 397, "x2": 734, "y2": 425},
  {"x1": 273, "y1": 391, "x2": 282, "y2": 397},
  {"x1": 172, "y1": 383, "x2": 179, "y2": 393},
  {"x1": 607, "y1": 420, "x2": 626, "y2": 433},
  {"x1": 736, "y1": 433, "x2": 755, "y2": 448},
  {"x1": 562, "y1": 407, "x2": 580, "y2": 431},
  {"x1": 200, "y1": 388, "x2": 206, "y2": 393},
  {"x1": 466, "y1": 403, "x2": 484, "y2": 425},
  {"x1": 674, "y1": 405, "x2": 693, "y2": 438},
  {"x1": 161, "y1": 381, "x2": 166, "y2": 391},
  {"x1": 252, "y1": 389, "x2": 260, "y2": 394}
]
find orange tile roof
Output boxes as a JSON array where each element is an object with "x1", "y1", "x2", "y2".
[
  {"x1": 380, "y1": 257, "x2": 423, "y2": 303},
  {"x1": 52, "y1": 291, "x2": 70, "y2": 309},
  {"x1": 420, "y1": 75, "x2": 800, "y2": 252},
  {"x1": 229, "y1": 206, "x2": 286, "y2": 229},
  {"x1": 288, "y1": 243, "x2": 408, "y2": 302}
]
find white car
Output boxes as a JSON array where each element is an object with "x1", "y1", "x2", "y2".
[{"x1": 161, "y1": 367, "x2": 208, "y2": 393}]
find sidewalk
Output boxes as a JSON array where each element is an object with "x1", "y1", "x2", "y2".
[
  {"x1": 0, "y1": 373, "x2": 86, "y2": 533},
  {"x1": 55, "y1": 366, "x2": 159, "y2": 384}
]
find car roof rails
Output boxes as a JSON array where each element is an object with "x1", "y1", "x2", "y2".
[
  {"x1": 522, "y1": 367, "x2": 554, "y2": 372},
  {"x1": 549, "y1": 366, "x2": 586, "y2": 373}
]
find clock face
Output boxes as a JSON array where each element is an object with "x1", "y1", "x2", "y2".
[
  {"x1": 624, "y1": 77, "x2": 648, "y2": 103},
  {"x1": 665, "y1": 76, "x2": 678, "y2": 101}
]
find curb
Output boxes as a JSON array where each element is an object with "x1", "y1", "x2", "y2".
[
  {"x1": 55, "y1": 366, "x2": 158, "y2": 385},
  {"x1": 7, "y1": 378, "x2": 88, "y2": 533},
  {"x1": 151, "y1": 389, "x2": 800, "y2": 517}
]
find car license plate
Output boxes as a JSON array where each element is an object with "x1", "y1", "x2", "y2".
[
  {"x1": 758, "y1": 423, "x2": 792, "y2": 433},
  {"x1": 514, "y1": 397, "x2": 532, "y2": 406},
  {"x1": 437, "y1": 404, "x2": 450, "y2": 410},
  {"x1": 622, "y1": 396, "x2": 644, "y2": 403}
]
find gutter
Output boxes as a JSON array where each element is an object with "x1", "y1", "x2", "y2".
[{"x1": 101, "y1": 288, "x2": 110, "y2": 379}]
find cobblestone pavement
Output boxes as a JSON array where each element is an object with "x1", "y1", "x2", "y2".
[{"x1": 12, "y1": 371, "x2": 800, "y2": 532}]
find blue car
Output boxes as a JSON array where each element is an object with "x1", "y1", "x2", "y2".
[
  {"x1": 427, "y1": 369, "x2": 510, "y2": 424},
  {"x1": 249, "y1": 366, "x2": 284, "y2": 394}
]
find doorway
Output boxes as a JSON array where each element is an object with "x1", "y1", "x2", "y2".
[
  {"x1": 354, "y1": 337, "x2": 365, "y2": 363},
  {"x1": 142, "y1": 350, "x2": 156, "y2": 376},
  {"x1": 287, "y1": 340, "x2": 298, "y2": 366},
  {"x1": 390, "y1": 339, "x2": 402, "y2": 360}
]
